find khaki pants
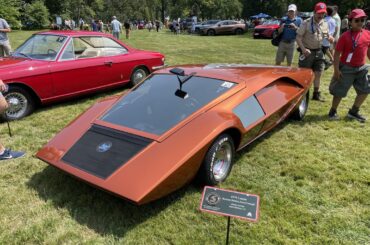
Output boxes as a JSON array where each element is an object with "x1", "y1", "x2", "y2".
[
  {"x1": 0, "y1": 41, "x2": 11, "y2": 57},
  {"x1": 275, "y1": 41, "x2": 296, "y2": 65}
]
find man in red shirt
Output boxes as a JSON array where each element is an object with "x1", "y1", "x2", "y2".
[{"x1": 328, "y1": 9, "x2": 370, "y2": 122}]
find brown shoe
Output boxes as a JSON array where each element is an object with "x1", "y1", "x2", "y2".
[{"x1": 312, "y1": 91, "x2": 325, "y2": 102}]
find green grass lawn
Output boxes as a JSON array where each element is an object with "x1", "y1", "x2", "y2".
[{"x1": 0, "y1": 29, "x2": 369, "y2": 244}]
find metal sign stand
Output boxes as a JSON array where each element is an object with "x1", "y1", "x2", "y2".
[
  {"x1": 226, "y1": 216, "x2": 231, "y2": 245},
  {"x1": 7, "y1": 120, "x2": 12, "y2": 137}
]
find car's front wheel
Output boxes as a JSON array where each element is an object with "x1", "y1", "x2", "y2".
[
  {"x1": 290, "y1": 90, "x2": 309, "y2": 120},
  {"x1": 2, "y1": 86, "x2": 35, "y2": 121},
  {"x1": 130, "y1": 67, "x2": 149, "y2": 87},
  {"x1": 235, "y1": 28, "x2": 243, "y2": 35},
  {"x1": 207, "y1": 29, "x2": 216, "y2": 36},
  {"x1": 201, "y1": 134, "x2": 235, "y2": 185}
]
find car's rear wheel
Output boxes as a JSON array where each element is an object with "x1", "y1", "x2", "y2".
[
  {"x1": 207, "y1": 29, "x2": 215, "y2": 36},
  {"x1": 235, "y1": 28, "x2": 243, "y2": 35},
  {"x1": 130, "y1": 67, "x2": 148, "y2": 87},
  {"x1": 290, "y1": 90, "x2": 309, "y2": 120},
  {"x1": 2, "y1": 86, "x2": 35, "y2": 121},
  {"x1": 201, "y1": 134, "x2": 235, "y2": 185}
]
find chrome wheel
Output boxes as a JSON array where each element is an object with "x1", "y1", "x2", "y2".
[
  {"x1": 290, "y1": 90, "x2": 309, "y2": 121},
  {"x1": 201, "y1": 134, "x2": 235, "y2": 185},
  {"x1": 298, "y1": 94, "x2": 308, "y2": 118},
  {"x1": 5, "y1": 92, "x2": 28, "y2": 120},
  {"x1": 212, "y1": 141, "x2": 233, "y2": 181},
  {"x1": 131, "y1": 68, "x2": 148, "y2": 86}
]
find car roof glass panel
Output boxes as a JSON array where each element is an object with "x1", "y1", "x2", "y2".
[{"x1": 101, "y1": 74, "x2": 236, "y2": 135}]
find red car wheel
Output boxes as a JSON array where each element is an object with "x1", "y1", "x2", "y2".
[
  {"x1": 130, "y1": 67, "x2": 149, "y2": 86},
  {"x1": 3, "y1": 86, "x2": 35, "y2": 121}
]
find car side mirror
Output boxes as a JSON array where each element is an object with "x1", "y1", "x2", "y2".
[{"x1": 170, "y1": 68, "x2": 185, "y2": 76}]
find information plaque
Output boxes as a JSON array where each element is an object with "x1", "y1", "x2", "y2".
[{"x1": 200, "y1": 186, "x2": 260, "y2": 222}]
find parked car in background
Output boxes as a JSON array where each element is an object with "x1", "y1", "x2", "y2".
[
  {"x1": 253, "y1": 20, "x2": 280, "y2": 39},
  {"x1": 0, "y1": 31, "x2": 165, "y2": 120},
  {"x1": 199, "y1": 20, "x2": 246, "y2": 36},
  {"x1": 298, "y1": 12, "x2": 313, "y2": 20},
  {"x1": 194, "y1": 20, "x2": 220, "y2": 33},
  {"x1": 138, "y1": 21, "x2": 145, "y2": 29},
  {"x1": 182, "y1": 17, "x2": 194, "y2": 31}
]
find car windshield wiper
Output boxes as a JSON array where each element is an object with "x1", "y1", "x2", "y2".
[{"x1": 14, "y1": 52, "x2": 32, "y2": 59}]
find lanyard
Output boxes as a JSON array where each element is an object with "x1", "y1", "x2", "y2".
[
  {"x1": 310, "y1": 17, "x2": 315, "y2": 34},
  {"x1": 351, "y1": 30, "x2": 362, "y2": 51}
]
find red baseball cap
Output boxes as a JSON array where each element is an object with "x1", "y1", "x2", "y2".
[
  {"x1": 314, "y1": 2, "x2": 327, "y2": 14},
  {"x1": 348, "y1": 9, "x2": 367, "y2": 19}
]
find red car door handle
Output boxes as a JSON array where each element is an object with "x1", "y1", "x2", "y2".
[{"x1": 104, "y1": 61, "x2": 113, "y2": 67}]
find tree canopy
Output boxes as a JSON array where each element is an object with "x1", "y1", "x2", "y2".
[{"x1": 0, "y1": 0, "x2": 369, "y2": 29}]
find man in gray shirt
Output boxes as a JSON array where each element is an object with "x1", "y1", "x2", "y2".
[
  {"x1": 110, "y1": 16, "x2": 122, "y2": 40},
  {"x1": 0, "y1": 18, "x2": 11, "y2": 57}
]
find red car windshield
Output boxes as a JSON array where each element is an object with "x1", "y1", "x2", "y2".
[
  {"x1": 13, "y1": 34, "x2": 67, "y2": 61},
  {"x1": 101, "y1": 74, "x2": 236, "y2": 135}
]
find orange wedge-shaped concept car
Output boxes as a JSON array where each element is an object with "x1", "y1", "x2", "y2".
[{"x1": 37, "y1": 64, "x2": 313, "y2": 205}]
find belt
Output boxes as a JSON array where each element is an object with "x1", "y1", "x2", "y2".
[
  {"x1": 281, "y1": 39, "x2": 295, "y2": 43},
  {"x1": 308, "y1": 48, "x2": 321, "y2": 52}
]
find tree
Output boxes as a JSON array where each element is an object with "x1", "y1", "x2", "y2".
[
  {"x1": 23, "y1": 0, "x2": 50, "y2": 29},
  {"x1": 0, "y1": 0, "x2": 21, "y2": 29}
]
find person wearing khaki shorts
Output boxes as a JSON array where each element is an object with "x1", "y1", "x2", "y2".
[
  {"x1": 296, "y1": 2, "x2": 334, "y2": 101},
  {"x1": 328, "y1": 9, "x2": 370, "y2": 123},
  {"x1": 0, "y1": 18, "x2": 11, "y2": 57},
  {"x1": 275, "y1": 4, "x2": 302, "y2": 66}
]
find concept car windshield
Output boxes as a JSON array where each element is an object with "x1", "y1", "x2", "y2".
[{"x1": 101, "y1": 74, "x2": 236, "y2": 135}]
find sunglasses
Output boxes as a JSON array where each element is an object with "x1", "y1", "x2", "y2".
[{"x1": 353, "y1": 18, "x2": 366, "y2": 23}]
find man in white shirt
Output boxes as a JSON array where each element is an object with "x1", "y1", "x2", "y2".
[
  {"x1": 0, "y1": 18, "x2": 11, "y2": 57},
  {"x1": 111, "y1": 16, "x2": 122, "y2": 40},
  {"x1": 332, "y1": 5, "x2": 341, "y2": 42}
]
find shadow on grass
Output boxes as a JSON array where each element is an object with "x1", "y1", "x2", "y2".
[
  {"x1": 27, "y1": 165, "x2": 196, "y2": 238},
  {"x1": 36, "y1": 86, "x2": 128, "y2": 113},
  {"x1": 298, "y1": 114, "x2": 331, "y2": 123},
  {"x1": 25, "y1": 111, "x2": 314, "y2": 238}
]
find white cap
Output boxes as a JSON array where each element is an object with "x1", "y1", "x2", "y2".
[{"x1": 288, "y1": 4, "x2": 297, "y2": 12}]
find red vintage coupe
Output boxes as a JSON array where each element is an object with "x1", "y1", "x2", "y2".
[
  {"x1": 253, "y1": 20, "x2": 280, "y2": 39},
  {"x1": 0, "y1": 31, "x2": 165, "y2": 120},
  {"x1": 37, "y1": 64, "x2": 314, "y2": 205}
]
